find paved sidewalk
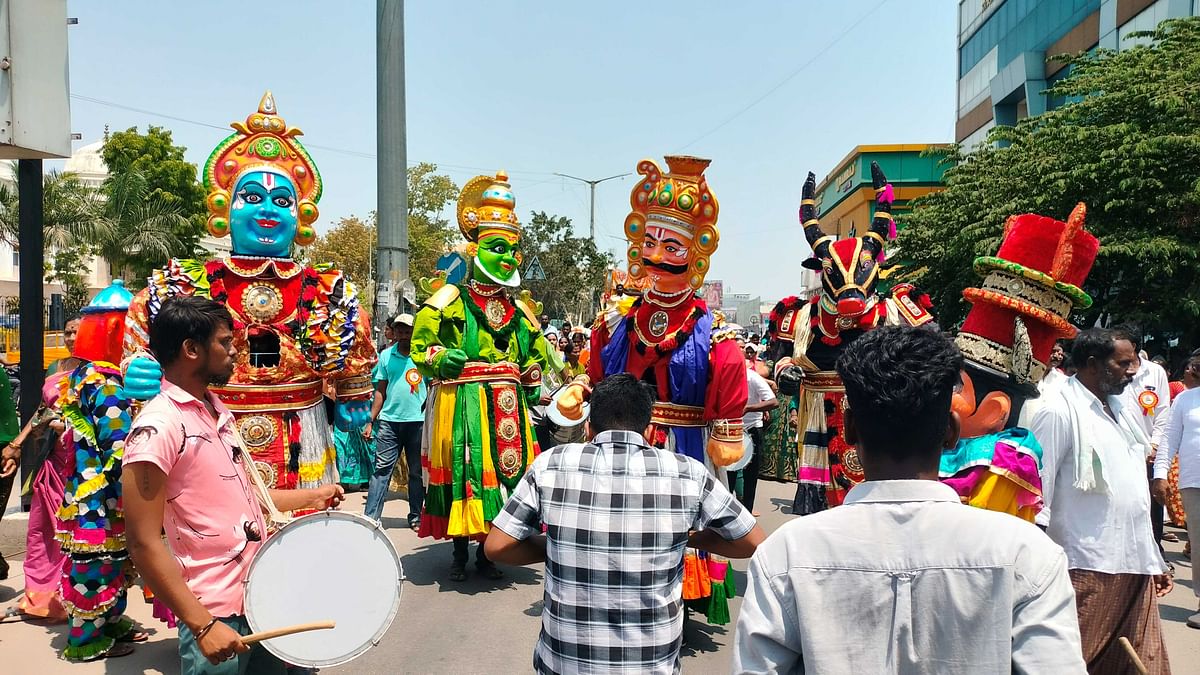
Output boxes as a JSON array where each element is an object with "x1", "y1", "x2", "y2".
[{"x1": 1, "y1": 479, "x2": 1197, "y2": 673}]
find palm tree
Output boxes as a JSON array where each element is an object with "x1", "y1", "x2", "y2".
[{"x1": 95, "y1": 169, "x2": 186, "y2": 283}]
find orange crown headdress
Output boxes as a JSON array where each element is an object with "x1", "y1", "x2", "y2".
[
  {"x1": 203, "y1": 91, "x2": 323, "y2": 245},
  {"x1": 624, "y1": 155, "x2": 720, "y2": 291},
  {"x1": 457, "y1": 171, "x2": 521, "y2": 244}
]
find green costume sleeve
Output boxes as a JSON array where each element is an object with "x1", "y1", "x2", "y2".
[
  {"x1": 0, "y1": 373, "x2": 18, "y2": 444},
  {"x1": 411, "y1": 295, "x2": 468, "y2": 379},
  {"x1": 520, "y1": 319, "x2": 553, "y2": 406}
]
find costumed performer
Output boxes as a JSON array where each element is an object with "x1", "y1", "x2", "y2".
[
  {"x1": 769, "y1": 163, "x2": 935, "y2": 516},
  {"x1": 557, "y1": 155, "x2": 749, "y2": 625},
  {"x1": 55, "y1": 281, "x2": 149, "y2": 661},
  {"x1": 940, "y1": 203, "x2": 1099, "y2": 522},
  {"x1": 0, "y1": 316, "x2": 81, "y2": 621},
  {"x1": 123, "y1": 92, "x2": 376, "y2": 492},
  {"x1": 411, "y1": 171, "x2": 551, "y2": 581}
]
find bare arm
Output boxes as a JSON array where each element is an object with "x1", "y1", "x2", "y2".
[
  {"x1": 745, "y1": 397, "x2": 778, "y2": 414},
  {"x1": 123, "y1": 462, "x2": 248, "y2": 665},
  {"x1": 368, "y1": 380, "x2": 386, "y2": 423},
  {"x1": 689, "y1": 524, "x2": 766, "y2": 559},
  {"x1": 484, "y1": 527, "x2": 547, "y2": 566},
  {"x1": 267, "y1": 484, "x2": 345, "y2": 513}
]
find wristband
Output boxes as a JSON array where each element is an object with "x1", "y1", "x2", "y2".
[{"x1": 195, "y1": 617, "x2": 220, "y2": 641}]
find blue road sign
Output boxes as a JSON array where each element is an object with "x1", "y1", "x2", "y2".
[{"x1": 436, "y1": 252, "x2": 467, "y2": 284}]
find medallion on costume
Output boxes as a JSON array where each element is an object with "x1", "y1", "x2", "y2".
[
  {"x1": 768, "y1": 163, "x2": 935, "y2": 515},
  {"x1": 411, "y1": 171, "x2": 551, "y2": 540},
  {"x1": 940, "y1": 203, "x2": 1099, "y2": 521},
  {"x1": 124, "y1": 92, "x2": 376, "y2": 492},
  {"x1": 567, "y1": 155, "x2": 748, "y2": 625}
]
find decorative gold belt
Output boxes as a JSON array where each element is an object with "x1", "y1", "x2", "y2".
[
  {"x1": 651, "y1": 402, "x2": 706, "y2": 428},
  {"x1": 212, "y1": 380, "x2": 324, "y2": 412},
  {"x1": 440, "y1": 361, "x2": 521, "y2": 386},
  {"x1": 802, "y1": 371, "x2": 844, "y2": 393}
]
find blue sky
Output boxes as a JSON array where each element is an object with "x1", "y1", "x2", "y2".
[{"x1": 61, "y1": 0, "x2": 956, "y2": 302}]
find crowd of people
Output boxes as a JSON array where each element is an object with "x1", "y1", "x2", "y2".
[{"x1": 0, "y1": 94, "x2": 1198, "y2": 675}]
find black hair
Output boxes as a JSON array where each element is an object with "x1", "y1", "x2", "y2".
[
  {"x1": 1072, "y1": 327, "x2": 1119, "y2": 370},
  {"x1": 1111, "y1": 324, "x2": 1141, "y2": 352},
  {"x1": 150, "y1": 296, "x2": 234, "y2": 367},
  {"x1": 589, "y1": 373, "x2": 653, "y2": 434},
  {"x1": 835, "y1": 326, "x2": 962, "y2": 462},
  {"x1": 64, "y1": 312, "x2": 83, "y2": 325}
]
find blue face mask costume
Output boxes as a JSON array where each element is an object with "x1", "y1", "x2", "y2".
[{"x1": 229, "y1": 170, "x2": 300, "y2": 257}]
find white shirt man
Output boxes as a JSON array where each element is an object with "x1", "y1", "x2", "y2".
[
  {"x1": 1123, "y1": 353, "x2": 1171, "y2": 449},
  {"x1": 1153, "y1": 386, "x2": 1200, "y2": 626}
]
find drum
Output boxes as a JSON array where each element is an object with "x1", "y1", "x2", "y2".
[{"x1": 243, "y1": 511, "x2": 403, "y2": 667}]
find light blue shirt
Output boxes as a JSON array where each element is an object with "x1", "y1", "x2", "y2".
[
  {"x1": 372, "y1": 344, "x2": 427, "y2": 423},
  {"x1": 732, "y1": 480, "x2": 1085, "y2": 675}
]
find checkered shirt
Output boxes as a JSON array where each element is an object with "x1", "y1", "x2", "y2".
[{"x1": 492, "y1": 429, "x2": 755, "y2": 675}]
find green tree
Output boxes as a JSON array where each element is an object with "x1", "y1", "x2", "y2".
[
  {"x1": 97, "y1": 170, "x2": 187, "y2": 286},
  {"x1": 520, "y1": 211, "x2": 614, "y2": 321},
  {"x1": 407, "y1": 163, "x2": 459, "y2": 284},
  {"x1": 101, "y1": 126, "x2": 206, "y2": 281},
  {"x1": 898, "y1": 18, "x2": 1200, "y2": 348},
  {"x1": 308, "y1": 214, "x2": 378, "y2": 307}
]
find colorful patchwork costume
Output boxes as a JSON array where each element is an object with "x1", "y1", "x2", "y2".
[
  {"x1": 55, "y1": 282, "x2": 139, "y2": 661},
  {"x1": 124, "y1": 93, "x2": 376, "y2": 492}
]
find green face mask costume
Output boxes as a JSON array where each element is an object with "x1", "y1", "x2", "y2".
[{"x1": 409, "y1": 171, "x2": 552, "y2": 540}]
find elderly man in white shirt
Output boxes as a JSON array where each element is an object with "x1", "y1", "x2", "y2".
[
  {"x1": 1153, "y1": 378, "x2": 1200, "y2": 628},
  {"x1": 1029, "y1": 327, "x2": 1172, "y2": 674},
  {"x1": 734, "y1": 326, "x2": 1084, "y2": 675}
]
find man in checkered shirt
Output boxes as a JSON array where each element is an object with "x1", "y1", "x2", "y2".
[{"x1": 486, "y1": 373, "x2": 765, "y2": 674}]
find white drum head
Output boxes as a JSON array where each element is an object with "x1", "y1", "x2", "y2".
[
  {"x1": 244, "y1": 511, "x2": 403, "y2": 667},
  {"x1": 726, "y1": 432, "x2": 755, "y2": 472}
]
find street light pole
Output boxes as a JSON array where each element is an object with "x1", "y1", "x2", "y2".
[{"x1": 553, "y1": 172, "x2": 630, "y2": 241}]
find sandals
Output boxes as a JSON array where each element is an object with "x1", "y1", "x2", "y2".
[
  {"x1": 449, "y1": 562, "x2": 468, "y2": 582},
  {"x1": 118, "y1": 629, "x2": 150, "y2": 643},
  {"x1": 74, "y1": 641, "x2": 135, "y2": 662}
]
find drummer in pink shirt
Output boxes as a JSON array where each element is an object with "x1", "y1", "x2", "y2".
[{"x1": 123, "y1": 296, "x2": 342, "y2": 674}]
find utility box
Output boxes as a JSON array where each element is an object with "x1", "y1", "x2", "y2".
[{"x1": 0, "y1": 0, "x2": 71, "y2": 159}]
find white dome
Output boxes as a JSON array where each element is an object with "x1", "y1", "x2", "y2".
[{"x1": 64, "y1": 140, "x2": 108, "y2": 179}]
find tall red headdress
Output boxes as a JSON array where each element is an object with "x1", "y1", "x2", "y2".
[{"x1": 955, "y1": 203, "x2": 1099, "y2": 385}]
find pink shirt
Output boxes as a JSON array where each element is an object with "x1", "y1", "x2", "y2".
[{"x1": 123, "y1": 381, "x2": 267, "y2": 617}]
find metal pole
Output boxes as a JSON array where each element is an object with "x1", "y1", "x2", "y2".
[
  {"x1": 16, "y1": 160, "x2": 44, "y2": 498},
  {"x1": 588, "y1": 182, "x2": 597, "y2": 241},
  {"x1": 553, "y1": 172, "x2": 631, "y2": 241},
  {"x1": 375, "y1": 0, "x2": 407, "y2": 329}
]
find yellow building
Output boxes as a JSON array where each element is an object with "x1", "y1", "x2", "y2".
[{"x1": 814, "y1": 144, "x2": 950, "y2": 239}]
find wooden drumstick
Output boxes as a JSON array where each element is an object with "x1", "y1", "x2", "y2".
[
  {"x1": 1118, "y1": 637, "x2": 1149, "y2": 675},
  {"x1": 241, "y1": 621, "x2": 336, "y2": 645}
]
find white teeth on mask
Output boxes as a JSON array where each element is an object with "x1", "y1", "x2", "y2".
[{"x1": 258, "y1": 236, "x2": 274, "y2": 244}]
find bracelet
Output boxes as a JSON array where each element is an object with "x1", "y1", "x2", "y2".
[{"x1": 195, "y1": 617, "x2": 220, "y2": 641}]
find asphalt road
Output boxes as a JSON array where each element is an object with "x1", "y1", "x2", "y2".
[{"x1": 1, "y1": 479, "x2": 1198, "y2": 673}]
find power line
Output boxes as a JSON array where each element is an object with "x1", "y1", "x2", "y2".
[
  {"x1": 69, "y1": 93, "x2": 558, "y2": 176},
  {"x1": 676, "y1": 0, "x2": 894, "y2": 152}
]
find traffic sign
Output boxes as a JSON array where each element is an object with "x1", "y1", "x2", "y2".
[
  {"x1": 436, "y1": 252, "x2": 467, "y2": 284},
  {"x1": 524, "y1": 255, "x2": 547, "y2": 281}
]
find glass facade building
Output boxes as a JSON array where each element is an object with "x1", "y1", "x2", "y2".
[{"x1": 955, "y1": 0, "x2": 1199, "y2": 149}]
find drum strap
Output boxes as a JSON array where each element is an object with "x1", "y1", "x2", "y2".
[{"x1": 232, "y1": 425, "x2": 293, "y2": 529}]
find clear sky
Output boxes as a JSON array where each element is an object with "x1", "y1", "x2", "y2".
[{"x1": 60, "y1": 0, "x2": 956, "y2": 303}]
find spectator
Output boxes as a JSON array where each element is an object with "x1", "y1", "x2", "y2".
[
  {"x1": 364, "y1": 313, "x2": 428, "y2": 529},
  {"x1": 734, "y1": 326, "x2": 1085, "y2": 674},
  {"x1": 1113, "y1": 326, "x2": 1172, "y2": 559},
  {"x1": 485, "y1": 373, "x2": 764, "y2": 674},
  {"x1": 729, "y1": 337, "x2": 777, "y2": 515},
  {"x1": 123, "y1": 296, "x2": 342, "y2": 673},
  {"x1": 1153, "y1": 354, "x2": 1200, "y2": 628},
  {"x1": 1040, "y1": 340, "x2": 1069, "y2": 395},
  {"x1": 539, "y1": 313, "x2": 558, "y2": 340},
  {"x1": 1029, "y1": 327, "x2": 1172, "y2": 674}
]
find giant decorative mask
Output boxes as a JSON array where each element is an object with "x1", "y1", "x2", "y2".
[
  {"x1": 457, "y1": 171, "x2": 524, "y2": 287},
  {"x1": 801, "y1": 161, "x2": 894, "y2": 319},
  {"x1": 203, "y1": 91, "x2": 322, "y2": 257},
  {"x1": 74, "y1": 280, "x2": 133, "y2": 366},
  {"x1": 624, "y1": 156, "x2": 720, "y2": 293}
]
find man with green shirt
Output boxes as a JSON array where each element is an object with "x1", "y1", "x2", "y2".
[{"x1": 365, "y1": 313, "x2": 428, "y2": 529}]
